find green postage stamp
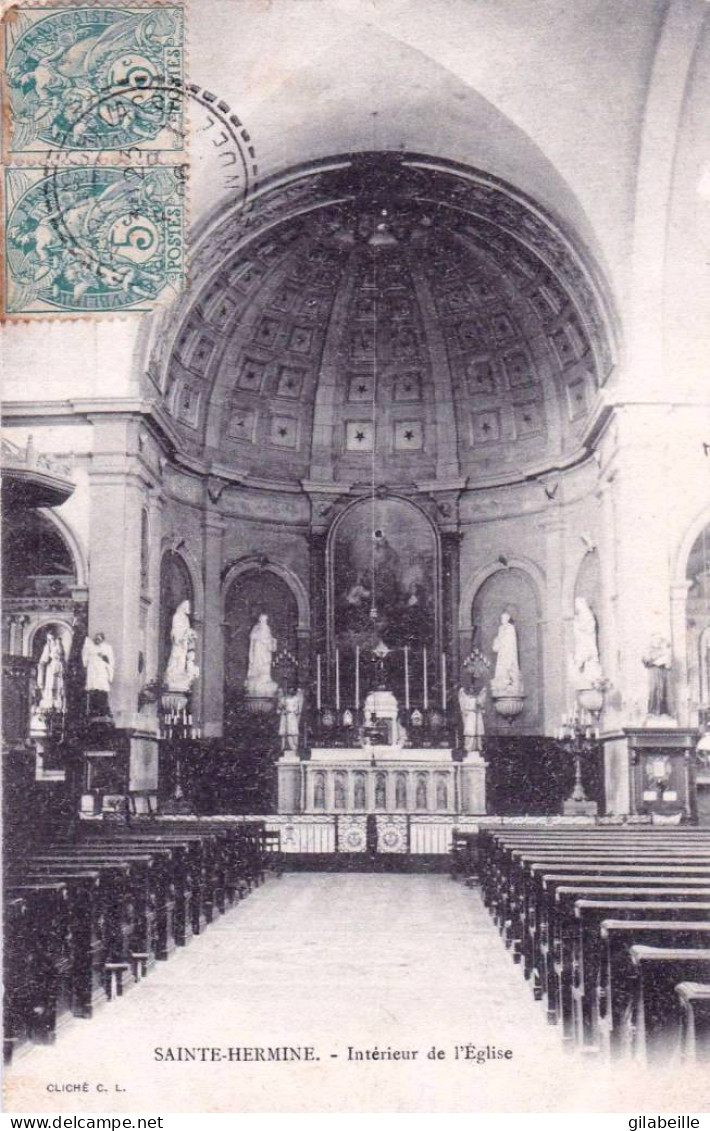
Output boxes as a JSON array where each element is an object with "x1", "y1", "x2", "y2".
[
  {"x1": 2, "y1": 3, "x2": 187, "y2": 316},
  {"x1": 4, "y1": 164, "x2": 185, "y2": 314},
  {"x1": 5, "y1": 5, "x2": 185, "y2": 154}
]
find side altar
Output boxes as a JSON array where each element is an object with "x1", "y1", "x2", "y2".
[{"x1": 277, "y1": 687, "x2": 487, "y2": 816}]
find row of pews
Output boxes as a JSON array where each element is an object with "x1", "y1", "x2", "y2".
[
  {"x1": 3, "y1": 818, "x2": 282, "y2": 1064},
  {"x1": 456, "y1": 826, "x2": 710, "y2": 1063}
]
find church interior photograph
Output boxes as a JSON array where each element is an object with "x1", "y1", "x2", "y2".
[{"x1": 3, "y1": 0, "x2": 710, "y2": 1114}]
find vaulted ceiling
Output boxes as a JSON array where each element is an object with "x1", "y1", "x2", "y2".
[{"x1": 160, "y1": 154, "x2": 614, "y2": 488}]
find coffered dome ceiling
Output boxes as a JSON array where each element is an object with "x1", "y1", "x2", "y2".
[{"x1": 159, "y1": 154, "x2": 615, "y2": 488}]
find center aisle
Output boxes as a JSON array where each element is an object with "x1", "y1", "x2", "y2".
[{"x1": 4, "y1": 875, "x2": 684, "y2": 1113}]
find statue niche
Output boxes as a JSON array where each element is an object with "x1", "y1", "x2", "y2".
[{"x1": 224, "y1": 568, "x2": 299, "y2": 722}]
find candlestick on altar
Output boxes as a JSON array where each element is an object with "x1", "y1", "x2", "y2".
[
  {"x1": 423, "y1": 646, "x2": 428, "y2": 710},
  {"x1": 316, "y1": 654, "x2": 322, "y2": 710},
  {"x1": 441, "y1": 653, "x2": 447, "y2": 709},
  {"x1": 335, "y1": 649, "x2": 340, "y2": 710},
  {"x1": 404, "y1": 645, "x2": 410, "y2": 709},
  {"x1": 355, "y1": 646, "x2": 360, "y2": 710}
]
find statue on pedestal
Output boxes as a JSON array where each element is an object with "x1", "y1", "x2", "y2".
[
  {"x1": 571, "y1": 597, "x2": 603, "y2": 690},
  {"x1": 164, "y1": 600, "x2": 200, "y2": 693},
  {"x1": 643, "y1": 635, "x2": 673, "y2": 721},
  {"x1": 491, "y1": 612, "x2": 524, "y2": 696},
  {"x1": 82, "y1": 632, "x2": 115, "y2": 718},
  {"x1": 37, "y1": 629, "x2": 66, "y2": 713},
  {"x1": 245, "y1": 613, "x2": 278, "y2": 698},
  {"x1": 278, "y1": 686, "x2": 304, "y2": 752},
  {"x1": 458, "y1": 684, "x2": 486, "y2": 753}
]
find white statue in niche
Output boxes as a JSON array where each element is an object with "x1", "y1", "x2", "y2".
[
  {"x1": 571, "y1": 596, "x2": 603, "y2": 690},
  {"x1": 458, "y1": 684, "x2": 486, "y2": 753},
  {"x1": 37, "y1": 629, "x2": 67, "y2": 713},
  {"x1": 164, "y1": 600, "x2": 200, "y2": 693},
  {"x1": 245, "y1": 613, "x2": 278, "y2": 697},
  {"x1": 278, "y1": 686, "x2": 304, "y2": 751},
  {"x1": 491, "y1": 611, "x2": 524, "y2": 696}
]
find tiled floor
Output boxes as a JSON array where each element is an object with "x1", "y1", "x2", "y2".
[{"x1": 4, "y1": 875, "x2": 707, "y2": 1112}]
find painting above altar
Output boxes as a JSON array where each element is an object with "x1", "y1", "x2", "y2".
[{"x1": 330, "y1": 497, "x2": 438, "y2": 653}]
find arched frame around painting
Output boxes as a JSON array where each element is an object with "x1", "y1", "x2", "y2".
[{"x1": 326, "y1": 494, "x2": 442, "y2": 664}]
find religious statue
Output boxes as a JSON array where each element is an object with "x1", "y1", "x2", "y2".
[
  {"x1": 415, "y1": 773, "x2": 428, "y2": 810},
  {"x1": 458, "y1": 684, "x2": 486, "y2": 753},
  {"x1": 164, "y1": 600, "x2": 200, "y2": 693},
  {"x1": 82, "y1": 632, "x2": 115, "y2": 719},
  {"x1": 314, "y1": 772, "x2": 326, "y2": 810},
  {"x1": 245, "y1": 613, "x2": 278, "y2": 698},
  {"x1": 278, "y1": 686, "x2": 304, "y2": 752},
  {"x1": 436, "y1": 775, "x2": 448, "y2": 810},
  {"x1": 354, "y1": 772, "x2": 366, "y2": 809},
  {"x1": 37, "y1": 629, "x2": 66, "y2": 713},
  {"x1": 395, "y1": 772, "x2": 407, "y2": 809},
  {"x1": 491, "y1": 612, "x2": 524, "y2": 696},
  {"x1": 334, "y1": 773, "x2": 346, "y2": 809},
  {"x1": 571, "y1": 596, "x2": 603, "y2": 690},
  {"x1": 643, "y1": 635, "x2": 673, "y2": 719},
  {"x1": 375, "y1": 772, "x2": 387, "y2": 809}
]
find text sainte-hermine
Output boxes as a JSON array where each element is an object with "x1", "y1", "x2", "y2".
[{"x1": 153, "y1": 1044, "x2": 513, "y2": 1063}]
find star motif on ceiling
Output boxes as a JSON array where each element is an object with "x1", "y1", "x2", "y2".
[
  {"x1": 482, "y1": 421, "x2": 492, "y2": 434},
  {"x1": 523, "y1": 414, "x2": 532, "y2": 425},
  {"x1": 357, "y1": 384, "x2": 368, "y2": 395},
  {"x1": 404, "y1": 429, "x2": 414, "y2": 441},
  {"x1": 278, "y1": 426, "x2": 288, "y2": 438},
  {"x1": 403, "y1": 383, "x2": 412, "y2": 393},
  {"x1": 355, "y1": 430, "x2": 366, "y2": 442},
  {"x1": 285, "y1": 379, "x2": 296, "y2": 390}
]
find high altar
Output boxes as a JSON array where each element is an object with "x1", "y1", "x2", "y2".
[{"x1": 276, "y1": 684, "x2": 487, "y2": 817}]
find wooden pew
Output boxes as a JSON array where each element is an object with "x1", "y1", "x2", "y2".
[
  {"x1": 598, "y1": 926, "x2": 710, "y2": 1059},
  {"x1": 542, "y1": 883, "x2": 710, "y2": 1027},
  {"x1": 481, "y1": 836, "x2": 710, "y2": 937},
  {"x1": 3, "y1": 881, "x2": 71, "y2": 1051},
  {"x1": 628, "y1": 946, "x2": 710, "y2": 1064},
  {"x1": 3, "y1": 895, "x2": 28, "y2": 1063},
  {"x1": 8, "y1": 867, "x2": 105, "y2": 1019},
  {"x1": 675, "y1": 982, "x2": 710, "y2": 1063},
  {"x1": 25, "y1": 855, "x2": 138, "y2": 982},
  {"x1": 572, "y1": 906, "x2": 710, "y2": 1052},
  {"x1": 62, "y1": 840, "x2": 181, "y2": 956},
  {"x1": 521, "y1": 860, "x2": 710, "y2": 978},
  {"x1": 479, "y1": 830, "x2": 710, "y2": 919},
  {"x1": 479, "y1": 829, "x2": 710, "y2": 913}
]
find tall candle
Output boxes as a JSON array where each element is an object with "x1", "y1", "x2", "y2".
[
  {"x1": 404, "y1": 645, "x2": 410, "y2": 710},
  {"x1": 441, "y1": 653, "x2": 447, "y2": 709},
  {"x1": 335, "y1": 649, "x2": 340, "y2": 710},
  {"x1": 316, "y1": 654, "x2": 322, "y2": 710},
  {"x1": 355, "y1": 646, "x2": 360, "y2": 710},
  {"x1": 423, "y1": 646, "x2": 428, "y2": 710}
]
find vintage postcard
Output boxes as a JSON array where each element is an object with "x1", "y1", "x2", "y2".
[{"x1": 2, "y1": 0, "x2": 710, "y2": 1116}]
